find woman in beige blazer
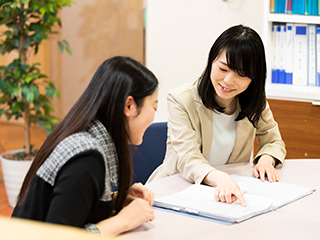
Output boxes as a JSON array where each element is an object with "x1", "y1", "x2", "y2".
[{"x1": 147, "y1": 25, "x2": 286, "y2": 207}]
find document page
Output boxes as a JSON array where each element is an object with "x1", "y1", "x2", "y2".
[
  {"x1": 154, "y1": 184, "x2": 273, "y2": 222},
  {"x1": 231, "y1": 174, "x2": 316, "y2": 209}
]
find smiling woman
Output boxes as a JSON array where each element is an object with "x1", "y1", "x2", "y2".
[
  {"x1": 147, "y1": 24, "x2": 286, "y2": 208},
  {"x1": 210, "y1": 49, "x2": 252, "y2": 115}
]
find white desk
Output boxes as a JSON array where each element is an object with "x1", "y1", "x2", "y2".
[{"x1": 119, "y1": 160, "x2": 320, "y2": 240}]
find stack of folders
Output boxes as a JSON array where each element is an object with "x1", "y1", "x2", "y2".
[
  {"x1": 271, "y1": 0, "x2": 319, "y2": 15},
  {"x1": 271, "y1": 23, "x2": 320, "y2": 86}
]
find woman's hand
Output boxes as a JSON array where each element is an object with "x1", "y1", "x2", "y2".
[
  {"x1": 124, "y1": 182, "x2": 154, "y2": 206},
  {"x1": 253, "y1": 155, "x2": 279, "y2": 183},
  {"x1": 204, "y1": 170, "x2": 246, "y2": 207},
  {"x1": 118, "y1": 198, "x2": 155, "y2": 229},
  {"x1": 96, "y1": 198, "x2": 154, "y2": 236}
]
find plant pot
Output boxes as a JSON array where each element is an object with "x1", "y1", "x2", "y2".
[{"x1": 0, "y1": 149, "x2": 33, "y2": 208}]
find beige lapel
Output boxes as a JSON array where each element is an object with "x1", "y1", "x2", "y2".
[{"x1": 194, "y1": 92, "x2": 213, "y2": 159}]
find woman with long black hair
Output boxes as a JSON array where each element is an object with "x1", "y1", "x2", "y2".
[{"x1": 12, "y1": 56, "x2": 159, "y2": 236}]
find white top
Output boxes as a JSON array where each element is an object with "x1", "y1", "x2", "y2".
[{"x1": 206, "y1": 110, "x2": 237, "y2": 166}]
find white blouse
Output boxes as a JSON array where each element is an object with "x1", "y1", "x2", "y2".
[{"x1": 206, "y1": 110, "x2": 237, "y2": 166}]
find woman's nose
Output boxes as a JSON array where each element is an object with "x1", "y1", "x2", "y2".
[{"x1": 224, "y1": 72, "x2": 235, "y2": 85}]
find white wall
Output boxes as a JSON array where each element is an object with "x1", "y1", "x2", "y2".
[{"x1": 146, "y1": 0, "x2": 264, "y2": 122}]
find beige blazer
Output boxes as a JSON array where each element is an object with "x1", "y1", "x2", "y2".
[{"x1": 147, "y1": 82, "x2": 286, "y2": 184}]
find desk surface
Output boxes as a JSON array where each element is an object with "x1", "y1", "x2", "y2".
[
  {"x1": 120, "y1": 160, "x2": 320, "y2": 240},
  {"x1": 0, "y1": 217, "x2": 113, "y2": 240}
]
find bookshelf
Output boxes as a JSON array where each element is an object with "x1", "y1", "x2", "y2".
[{"x1": 263, "y1": 0, "x2": 320, "y2": 104}]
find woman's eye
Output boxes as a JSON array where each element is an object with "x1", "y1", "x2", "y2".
[{"x1": 219, "y1": 67, "x2": 227, "y2": 72}]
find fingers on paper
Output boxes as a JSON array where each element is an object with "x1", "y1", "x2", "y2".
[
  {"x1": 214, "y1": 189, "x2": 220, "y2": 202},
  {"x1": 214, "y1": 189, "x2": 246, "y2": 207},
  {"x1": 266, "y1": 169, "x2": 279, "y2": 183},
  {"x1": 252, "y1": 167, "x2": 260, "y2": 179},
  {"x1": 225, "y1": 191, "x2": 233, "y2": 204},
  {"x1": 275, "y1": 171, "x2": 279, "y2": 182},
  {"x1": 234, "y1": 190, "x2": 247, "y2": 207},
  {"x1": 253, "y1": 165, "x2": 279, "y2": 183},
  {"x1": 259, "y1": 169, "x2": 266, "y2": 182}
]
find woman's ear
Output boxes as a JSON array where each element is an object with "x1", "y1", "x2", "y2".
[{"x1": 124, "y1": 96, "x2": 135, "y2": 117}]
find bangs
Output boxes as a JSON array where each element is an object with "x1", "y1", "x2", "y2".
[{"x1": 225, "y1": 44, "x2": 255, "y2": 80}]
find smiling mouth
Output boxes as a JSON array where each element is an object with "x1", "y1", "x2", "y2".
[{"x1": 219, "y1": 84, "x2": 235, "y2": 93}]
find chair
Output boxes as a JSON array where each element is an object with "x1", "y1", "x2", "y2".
[{"x1": 131, "y1": 122, "x2": 168, "y2": 184}]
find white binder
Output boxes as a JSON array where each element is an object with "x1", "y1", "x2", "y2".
[{"x1": 293, "y1": 24, "x2": 308, "y2": 86}]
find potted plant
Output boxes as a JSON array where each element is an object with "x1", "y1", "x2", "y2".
[{"x1": 0, "y1": 0, "x2": 74, "y2": 207}]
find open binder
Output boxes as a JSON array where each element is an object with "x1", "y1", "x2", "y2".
[{"x1": 153, "y1": 174, "x2": 315, "y2": 223}]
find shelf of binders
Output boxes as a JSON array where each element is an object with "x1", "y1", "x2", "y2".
[{"x1": 263, "y1": 10, "x2": 320, "y2": 104}]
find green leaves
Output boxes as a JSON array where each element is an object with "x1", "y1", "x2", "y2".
[
  {"x1": 13, "y1": 87, "x2": 19, "y2": 96},
  {"x1": 45, "y1": 82, "x2": 59, "y2": 99},
  {"x1": 58, "y1": 39, "x2": 72, "y2": 55},
  {"x1": 0, "y1": 59, "x2": 61, "y2": 133},
  {"x1": 12, "y1": 1, "x2": 19, "y2": 8},
  {"x1": 0, "y1": 0, "x2": 74, "y2": 57},
  {"x1": 39, "y1": 7, "x2": 46, "y2": 15},
  {"x1": 31, "y1": 85, "x2": 39, "y2": 99},
  {"x1": 13, "y1": 66, "x2": 21, "y2": 78},
  {"x1": 0, "y1": 0, "x2": 75, "y2": 153},
  {"x1": 31, "y1": 106, "x2": 59, "y2": 136}
]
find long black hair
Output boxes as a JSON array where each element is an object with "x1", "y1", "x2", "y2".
[
  {"x1": 197, "y1": 24, "x2": 266, "y2": 127},
  {"x1": 18, "y1": 56, "x2": 159, "y2": 213}
]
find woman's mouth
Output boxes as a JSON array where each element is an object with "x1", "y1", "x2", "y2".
[{"x1": 219, "y1": 84, "x2": 235, "y2": 93}]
